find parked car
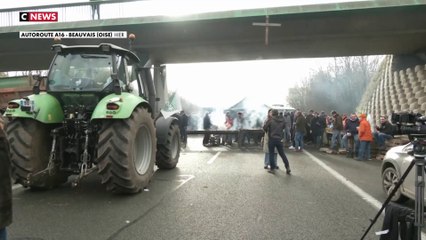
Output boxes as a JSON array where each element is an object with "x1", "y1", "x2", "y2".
[{"x1": 381, "y1": 142, "x2": 426, "y2": 203}]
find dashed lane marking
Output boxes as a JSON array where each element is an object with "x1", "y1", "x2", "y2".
[{"x1": 207, "y1": 152, "x2": 221, "y2": 165}]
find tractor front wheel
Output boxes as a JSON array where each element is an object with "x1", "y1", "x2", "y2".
[{"x1": 156, "y1": 123, "x2": 180, "y2": 169}]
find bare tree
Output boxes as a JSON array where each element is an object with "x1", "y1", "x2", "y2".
[{"x1": 287, "y1": 55, "x2": 381, "y2": 113}]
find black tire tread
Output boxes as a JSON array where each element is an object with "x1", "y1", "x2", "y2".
[
  {"x1": 156, "y1": 123, "x2": 180, "y2": 169},
  {"x1": 97, "y1": 107, "x2": 155, "y2": 194},
  {"x1": 6, "y1": 119, "x2": 67, "y2": 189}
]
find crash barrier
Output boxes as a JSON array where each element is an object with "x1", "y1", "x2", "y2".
[{"x1": 187, "y1": 129, "x2": 264, "y2": 148}]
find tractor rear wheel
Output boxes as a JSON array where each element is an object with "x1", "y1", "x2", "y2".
[
  {"x1": 6, "y1": 119, "x2": 68, "y2": 189},
  {"x1": 97, "y1": 107, "x2": 156, "y2": 194},
  {"x1": 156, "y1": 123, "x2": 180, "y2": 169}
]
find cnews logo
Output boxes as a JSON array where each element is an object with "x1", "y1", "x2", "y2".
[{"x1": 19, "y1": 12, "x2": 58, "y2": 22}]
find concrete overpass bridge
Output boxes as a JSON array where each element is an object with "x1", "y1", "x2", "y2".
[
  {"x1": 0, "y1": 0, "x2": 426, "y2": 123},
  {"x1": 0, "y1": 0, "x2": 425, "y2": 71}
]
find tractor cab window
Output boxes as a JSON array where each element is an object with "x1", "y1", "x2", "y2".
[
  {"x1": 100, "y1": 54, "x2": 128, "y2": 92},
  {"x1": 48, "y1": 53, "x2": 115, "y2": 92},
  {"x1": 127, "y1": 65, "x2": 145, "y2": 97}
]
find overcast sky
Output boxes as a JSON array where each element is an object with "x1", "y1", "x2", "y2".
[
  {"x1": 167, "y1": 59, "x2": 333, "y2": 108},
  {"x1": 1, "y1": 0, "x2": 358, "y2": 108}
]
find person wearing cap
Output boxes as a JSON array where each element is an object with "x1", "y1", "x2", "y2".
[
  {"x1": 330, "y1": 110, "x2": 344, "y2": 153},
  {"x1": 0, "y1": 126, "x2": 12, "y2": 240},
  {"x1": 357, "y1": 113, "x2": 373, "y2": 161},
  {"x1": 263, "y1": 109, "x2": 291, "y2": 174}
]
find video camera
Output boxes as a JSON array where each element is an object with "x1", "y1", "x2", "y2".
[{"x1": 391, "y1": 112, "x2": 426, "y2": 137}]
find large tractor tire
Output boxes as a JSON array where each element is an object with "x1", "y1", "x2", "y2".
[
  {"x1": 6, "y1": 119, "x2": 68, "y2": 189},
  {"x1": 156, "y1": 123, "x2": 180, "y2": 169},
  {"x1": 97, "y1": 107, "x2": 156, "y2": 194}
]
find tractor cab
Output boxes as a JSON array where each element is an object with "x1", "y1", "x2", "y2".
[
  {"x1": 47, "y1": 44, "x2": 137, "y2": 93},
  {"x1": 45, "y1": 43, "x2": 145, "y2": 118}
]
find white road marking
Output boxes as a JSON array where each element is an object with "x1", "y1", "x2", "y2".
[
  {"x1": 174, "y1": 175, "x2": 195, "y2": 190},
  {"x1": 304, "y1": 151, "x2": 382, "y2": 209},
  {"x1": 304, "y1": 151, "x2": 426, "y2": 238},
  {"x1": 207, "y1": 152, "x2": 221, "y2": 165}
]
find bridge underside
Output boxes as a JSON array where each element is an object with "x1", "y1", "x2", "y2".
[{"x1": 0, "y1": 4, "x2": 425, "y2": 71}]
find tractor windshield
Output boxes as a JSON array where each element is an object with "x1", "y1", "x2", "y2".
[{"x1": 47, "y1": 52, "x2": 127, "y2": 92}]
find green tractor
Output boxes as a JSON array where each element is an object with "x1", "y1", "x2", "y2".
[{"x1": 3, "y1": 43, "x2": 181, "y2": 194}]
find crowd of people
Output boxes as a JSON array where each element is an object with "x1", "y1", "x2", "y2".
[
  {"x1": 177, "y1": 107, "x2": 396, "y2": 172},
  {"x1": 260, "y1": 108, "x2": 396, "y2": 171}
]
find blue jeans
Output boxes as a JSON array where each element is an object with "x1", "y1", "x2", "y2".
[
  {"x1": 0, "y1": 228, "x2": 6, "y2": 240},
  {"x1": 343, "y1": 134, "x2": 359, "y2": 155},
  {"x1": 373, "y1": 132, "x2": 392, "y2": 148},
  {"x1": 180, "y1": 127, "x2": 187, "y2": 143},
  {"x1": 284, "y1": 126, "x2": 291, "y2": 143},
  {"x1": 264, "y1": 152, "x2": 277, "y2": 167},
  {"x1": 358, "y1": 141, "x2": 371, "y2": 160},
  {"x1": 295, "y1": 131, "x2": 304, "y2": 150},
  {"x1": 331, "y1": 129, "x2": 342, "y2": 150},
  {"x1": 316, "y1": 129, "x2": 325, "y2": 148},
  {"x1": 268, "y1": 138, "x2": 290, "y2": 170}
]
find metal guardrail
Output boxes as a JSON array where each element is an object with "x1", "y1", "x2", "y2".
[
  {"x1": 0, "y1": 0, "x2": 146, "y2": 27},
  {"x1": 187, "y1": 129, "x2": 263, "y2": 135}
]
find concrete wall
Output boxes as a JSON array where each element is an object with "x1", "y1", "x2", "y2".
[{"x1": 357, "y1": 55, "x2": 426, "y2": 126}]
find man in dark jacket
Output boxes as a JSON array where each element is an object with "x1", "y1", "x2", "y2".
[
  {"x1": 305, "y1": 109, "x2": 314, "y2": 143},
  {"x1": 330, "y1": 110, "x2": 344, "y2": 153},
  {"x1": 374, "y1": 115, "x2": 395, "y2": 150},
  {"x1": 263, "y1": 109, "x2": 291, "y2": 174},
  {"x1": 294, "y1": 111, "x2": 307, "y2": 152},
  {"x1": 0, "y1": 127, "x2": 12, "y2": 240},
  {"x1": 203, "y1": 112, "x2": 212, "y2": 146},
  {"x1": 310, "y1": 112, "x2": 324, "y2": 149},
  {"x1": 179, "y1": 110, "x2": 189, "y2": 146},
  {"x1": 343, "y1": 113, "x2": 360, "y2": 158}
]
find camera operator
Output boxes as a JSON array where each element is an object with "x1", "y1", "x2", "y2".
[{"x1": 374, "y1": 115, "x2": 395, "y2": 150}]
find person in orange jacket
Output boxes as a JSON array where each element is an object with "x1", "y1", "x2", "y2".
[{"x1": 357, "y1": 113, "x2": 373, "y2": 161}]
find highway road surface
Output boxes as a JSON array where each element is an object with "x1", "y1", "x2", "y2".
[{"x1": 8, "y1": 136, "x2": 421, "y2": 240}]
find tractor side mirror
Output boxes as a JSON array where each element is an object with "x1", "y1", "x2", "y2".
[
  {"x1": 110, "y1": 73, "x2": 122, "y2": 95},
  {"x1": 32, "y1": 75, "x2": 46, "y2": 95}
]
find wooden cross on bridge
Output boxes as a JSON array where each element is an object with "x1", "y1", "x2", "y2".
[{"x1": 252, "y1": 16, "x2": 282, "y2": 46}]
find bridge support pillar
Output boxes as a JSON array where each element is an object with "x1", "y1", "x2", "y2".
[{"x1": 153, "y1": 64, "x2": 168, "y2": 115}]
